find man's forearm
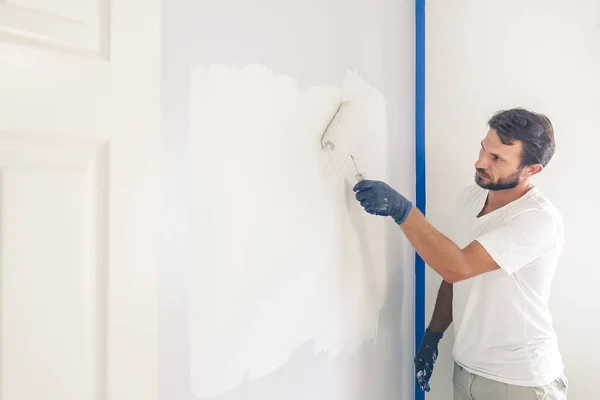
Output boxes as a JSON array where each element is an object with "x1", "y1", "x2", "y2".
[
  {"x1": 400, "y1": 207, "x2": 466, "y2": 283},
  {"x1": 428, "y1": 280, "x2": 453, "y2": 332},
  {"x1": 351, "y1": 179, "x2": 495, "y2": 282}
]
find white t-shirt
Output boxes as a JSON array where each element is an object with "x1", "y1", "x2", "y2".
[{"x1": 451, "y1": 184, "x2": 565, "y2": 387}]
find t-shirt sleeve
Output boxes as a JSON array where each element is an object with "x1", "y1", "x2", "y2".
[{"x1": 474, "y1": 210, "x2": 559, "y2": 275}]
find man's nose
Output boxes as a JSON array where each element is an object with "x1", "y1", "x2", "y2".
[{"x1": 475, "y1": 155, "x2": 488, "y2": 170}]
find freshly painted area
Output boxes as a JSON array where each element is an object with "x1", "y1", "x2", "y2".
[{"x1": 186, "y1": 64, "x2": 388, "y2": 398}]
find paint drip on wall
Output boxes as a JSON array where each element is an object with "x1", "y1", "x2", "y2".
[{"x1": 187, "y1": 63, "x2": 388, "y2": 398}]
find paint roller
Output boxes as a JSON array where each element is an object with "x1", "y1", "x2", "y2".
[
  {"x1": 320, "y1": 101, "x2": 365, "y2": 181},
  {"x1": 320, "y1": 101, "x2": 380, "y2": 343}
]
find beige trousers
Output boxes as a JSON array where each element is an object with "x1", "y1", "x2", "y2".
[{"x1": 453, "y1": 363, "x2": 568, "y2": 400}]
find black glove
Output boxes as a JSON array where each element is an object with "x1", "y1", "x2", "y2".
[
  {"x1": 353, "y1": 180, "x2": 413, "y2": 225},
  {"x1": 414, "y1": 329, "x2": 443, "y2": 392}
]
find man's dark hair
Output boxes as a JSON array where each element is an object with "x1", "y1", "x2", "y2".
[{"x1": 488, "y1": 108, "x2": 555, "y2": 167}]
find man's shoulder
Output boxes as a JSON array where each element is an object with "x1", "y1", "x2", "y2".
[
  {"x1": 517, "y1": 188, "x2": 562, "y2": 219},
  {"x1": 505, "y1": 188, "x2": 564, "y2": 240}
]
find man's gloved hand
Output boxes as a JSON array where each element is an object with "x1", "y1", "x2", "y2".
[
  {"x1": 414, "y1": 329, "x2": 444, "y2": 392},
  {"x1": 353, "y1": 180, "x2": 413, "y2": 225}
]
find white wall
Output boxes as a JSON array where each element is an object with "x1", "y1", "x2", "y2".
[
  {"x1": 159, "y1": 1, "x2": 416, "y2": 400},
  {"x1": 425, "y1": 1, "x2": 600, "y2": 399}
]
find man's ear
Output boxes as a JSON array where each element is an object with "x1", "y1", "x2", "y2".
[{"x1": 524, "y1": 163, "x2": 543, "y2": 177}]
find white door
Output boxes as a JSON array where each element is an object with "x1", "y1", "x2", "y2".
[{"x1": 0, "y1": 1, "x2": 160, "y2": 400}]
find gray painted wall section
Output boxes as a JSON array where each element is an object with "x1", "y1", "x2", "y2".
[{"x1": 159, "y1": 1, "x2": 416, "y2": 399}]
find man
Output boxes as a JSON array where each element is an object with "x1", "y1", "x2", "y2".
[{"x1": 353, "y1": 108, "x2": 568, "y2": 399}]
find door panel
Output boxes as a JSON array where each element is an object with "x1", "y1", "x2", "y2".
[
  {"x1": 0, "y1": 0, "x2": 160, "y2": 399},
  {"x1": 0, "y1": 134, "x2": 107, "y2": 400},
  {"x1": 0, "y1": 0, "x2": 109, "y2": 58}
]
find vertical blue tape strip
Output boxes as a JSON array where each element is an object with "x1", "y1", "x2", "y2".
[{"x1": 415, "y1": 0, "x2": 426, "y2": 399}]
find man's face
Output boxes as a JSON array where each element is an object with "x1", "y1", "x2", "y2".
[{"x1": 474, "y1": 129, "x2": 525, "y2": 190}]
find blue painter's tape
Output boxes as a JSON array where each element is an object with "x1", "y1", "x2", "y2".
[{"x1": 414, "y1": 0, "x2": 426, "y2": 399}]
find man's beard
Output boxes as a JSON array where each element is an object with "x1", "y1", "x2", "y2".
[{"x1": 475, "y1": 168, "x2": 522, "y2": 190}]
